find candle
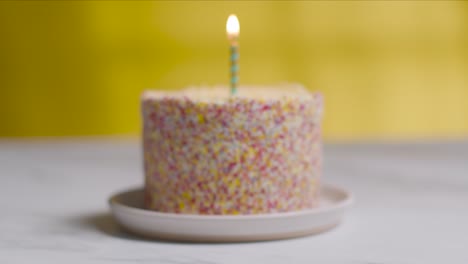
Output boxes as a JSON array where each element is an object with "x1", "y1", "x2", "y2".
[{"x1": 226, "y1": 14, "x2": 240, "y2": 95}]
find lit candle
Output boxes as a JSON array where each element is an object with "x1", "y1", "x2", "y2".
[{"x1": 226, "y1": 14, "x2": 240, "y2": 95}]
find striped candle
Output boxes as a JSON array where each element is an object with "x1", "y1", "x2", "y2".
[{"x1": 226, "y1": 15, "x2": 240, "y2": 95}]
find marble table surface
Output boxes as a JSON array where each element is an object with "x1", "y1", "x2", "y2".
[{"x1": 1, "y1": 139, "x2": 467, "y2": 263}]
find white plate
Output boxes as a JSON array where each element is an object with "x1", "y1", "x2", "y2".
[{"x1": 109, "y1": 184, "x2": 353, "y2": 242}]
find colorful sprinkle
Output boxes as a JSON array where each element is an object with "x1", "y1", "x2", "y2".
[{"x1": 142, "y1": 87, "x2": 323, "y2": 215}]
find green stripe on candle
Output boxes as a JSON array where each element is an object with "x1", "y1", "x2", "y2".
[
  {"x1": 230, "y1": 64, "x2": 239, "y2": 72},
  {"x1": 230, "y1": 53, "x2": 239, "y2": 60},
  {"x1": 231, "y1": 88, "x2": 237, "y2": 95}
]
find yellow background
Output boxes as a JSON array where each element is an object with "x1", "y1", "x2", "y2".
[{"x1": 1, "y1": 1, "x2": 467, "y2": 140}]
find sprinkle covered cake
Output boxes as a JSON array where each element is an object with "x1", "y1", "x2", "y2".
[{"x1": 142, "y1": 84, "x2": 323, "y2": 215}]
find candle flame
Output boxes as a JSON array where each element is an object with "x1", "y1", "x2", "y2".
[{"x1": 226, "y1": 14, "x2": 240, "y2": 37}]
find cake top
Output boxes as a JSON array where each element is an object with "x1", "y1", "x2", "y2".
[{"x1": 142, "y1": 84, "x2": 319, "y2": 104}]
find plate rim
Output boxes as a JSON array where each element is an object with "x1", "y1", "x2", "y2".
[{"x1": 109, "y1": 183, "x2": 353, "y2": 220}]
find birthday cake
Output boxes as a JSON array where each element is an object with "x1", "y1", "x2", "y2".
[{"x1": 142, "y1": 84, "x2": 323, "y2": 215}]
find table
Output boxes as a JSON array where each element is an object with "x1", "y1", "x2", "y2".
[{"x1": 1, "y1": 139, "x2": 467, "y2": 263}]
